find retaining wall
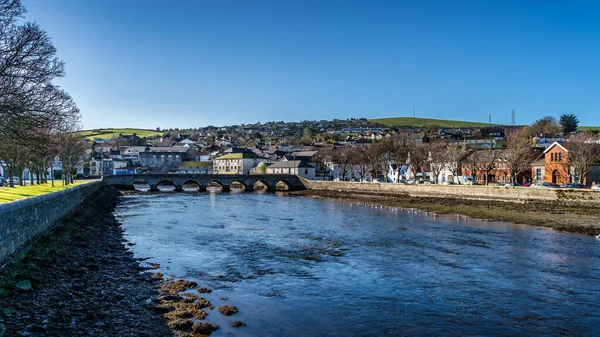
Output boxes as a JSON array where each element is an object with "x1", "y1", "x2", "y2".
[
  {"x1": 301, "y1": 179, "x2": 600, "y2": 205},
  {"x1": 0, "y1": 181, "x2": 102, "y2": 268}
]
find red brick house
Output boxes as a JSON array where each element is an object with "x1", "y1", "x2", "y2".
[{"x1": 543, "y1": 142, "x2": 569, "y2": 185}]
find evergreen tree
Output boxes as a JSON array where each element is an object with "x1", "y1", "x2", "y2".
[{"x1": 559, "y1": 114, "x2": 579, "y2": 133}]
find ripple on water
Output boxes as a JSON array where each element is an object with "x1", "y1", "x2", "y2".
[{"x1": 116, "y1": 192, "x2": 600, "y2": 336}]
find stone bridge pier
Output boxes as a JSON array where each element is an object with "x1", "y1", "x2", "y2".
[{"x1": 102, "y1": 174, "x2": 307, "y2": 192}]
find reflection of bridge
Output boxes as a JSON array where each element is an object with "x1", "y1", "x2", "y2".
[{"x1": 102, "y1": 174, "x2": 307, "y2": 192}]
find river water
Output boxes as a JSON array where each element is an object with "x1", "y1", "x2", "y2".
[{"x1": 114, "y1": 192, "x2": 600, "y2": 336}]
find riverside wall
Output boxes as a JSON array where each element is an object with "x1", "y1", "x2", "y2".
[
  {"x1": 300, "y1": 179, "x2": 600, "y2": 205},
  {"x1": 0, "y1": 181, "x2": 102, "y2": 268}
]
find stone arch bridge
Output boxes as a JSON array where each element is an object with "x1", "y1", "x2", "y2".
[{"x1": 102, "y1": 174, "x2": 307, "y2": 192}]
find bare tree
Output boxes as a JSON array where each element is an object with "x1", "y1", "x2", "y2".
[
  {"x1": 407, "y1": 143, "x2": 429, "y2": 182},
  {"x1": 566, "y1": 132, "x2": 600, "y2": 184},
  {"x1": 446, "y1": 143, "x2": 471, "y2": 183},
  {"x1": 428, "y1": 142, "x2": 447, "y2": 183},
  {"x1": 463, "y1": 148, "x2": 502, "y2": 185},
  {"x1": 505, "y1": 127, "x2": 539, "y2": 184},
  {"x1": 55, "y1": 124, "x2": 88, "y2": 185}
]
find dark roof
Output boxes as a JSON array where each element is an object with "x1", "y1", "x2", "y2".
[{"x1": 269, "y1": 160, "x2": 315, "y2": 169}]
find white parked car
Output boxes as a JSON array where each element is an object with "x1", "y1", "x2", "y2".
[
  {"x1": 592, "y1": 184, "x2": 600, "y2": 190},
  {"x1": 531, "y1": 182, "x2": 557, "y2": 188}
]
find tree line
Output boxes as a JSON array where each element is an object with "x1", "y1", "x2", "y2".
[
  {"x1": 0, "y1": 0, "x2": 87, "y2": 187},
  {"x1": 317, "y1": 125, "x2": 599, "y2": 185}
]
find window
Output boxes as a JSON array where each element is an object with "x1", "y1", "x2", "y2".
[
  {"x1": 305, "y1": 168, "x2": 309, "y2": 175},
  {"x1": 535, "y1": 168, "x2": 542, "y2": 181}
]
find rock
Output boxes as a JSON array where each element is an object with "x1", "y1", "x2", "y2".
[
  {"x1": 167, "y1": 318, "x2": 193, "y2": 332},
  {"x1": 197, "y1": 287, "x2": 212, "y2": 293},
  {"x1": 192, "y1": 322, "x2": 218, "y2": 335},
  {"x1": 219, "y1": 296, "x2": 228, "y2": 301},
  {"x1": 15, "y1": 280, "x2": 32, "y2": 292},
  {"x1": 181, "y1": 293, "x2": 198, "y2": 303},
  {"x1": 217, "y1": 305, "x2": 239, "y2": 316},
  {"x1": 231, "y1": 321, "x2": 246, "y2": 328}
]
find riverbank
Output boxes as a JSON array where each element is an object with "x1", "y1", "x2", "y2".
[
  {"x1": 292, "y1": 189, "x2": 600, "y2": 235},
  {"x1": 0, "y1": 186, "x2": 174, "y2": 336}
]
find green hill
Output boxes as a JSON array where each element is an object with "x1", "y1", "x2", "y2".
[
  {"x1": 369, "y1": 117, "x2": 494, "y2": 128},
  {"x1": 579, "y1": 126, "x2": 600, "y2": 131},
  {"x1": 77, "y1": 128, "x2": 164, "y2": 140}
]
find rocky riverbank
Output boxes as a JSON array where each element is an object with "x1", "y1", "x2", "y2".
[
  {"x1": 293, "y1": 189, "x2": 600, "y2": 235},
  {"x1": 0, "y1": 186, "x2": 174, "y2": 336}
]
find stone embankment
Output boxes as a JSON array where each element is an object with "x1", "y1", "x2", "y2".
[
  {"x1": 0, "y1": 186, "x2": 174, "y2": 336},
  {"x1": 300, "y1": 179, "x2": 600, "y2": 206},
  {"x1": 297, "y1": 180, "x2": 600, "y2": 235},
  {"x1": 0, "y1": 181, "x2": 101, "y2": 268}
]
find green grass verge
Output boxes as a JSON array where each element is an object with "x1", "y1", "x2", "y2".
[
  {"x1": 579, "y1": 126, "x2": 600, "y2": 131},
  {"x1": 370, "y1": 117, "x2": 495, "y2": 128},
  {"x1": 76, "y1": 128, "x2": 164, "y2": 140},
  {"x1": 0, "y1": 181, "x2": 89, "y2": 204}
]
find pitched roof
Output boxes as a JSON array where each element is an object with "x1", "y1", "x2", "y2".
[
  {"x1": 543, "y1": 141, "x2": 568, "y2": 154},
  {"x1": 268, "y1": 160, "x2": 315, "y2": 169},
  {"x1": 214, "y1": 152, "x2": 262, "y2": 160}
]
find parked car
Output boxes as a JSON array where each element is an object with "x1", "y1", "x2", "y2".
[
  {"x1": 521, "y1": 182, "x2": 532, "y2": 187},
  {"x1": 502, "y1": 182, "x2": 521, "y2": 187},
  {"x1": 531, "y1": 182, "x2": 556, "y2": 188},
  {"x1": 560, "y1": 183, "x2": 587, "y2": 189},
  {"x1": 442, "y1": 181, "x2": 456, "y2": 185},
  {"x1": 592, "y1": 184, "x2": 600, "y2": 190},
  {"x1": 11, "y1": 177, "x2": 19, "y2": 185}
]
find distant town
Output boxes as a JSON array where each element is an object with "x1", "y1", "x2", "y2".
[{"x1": 2, "y1": 114, "x2": 599, "y2": 189}]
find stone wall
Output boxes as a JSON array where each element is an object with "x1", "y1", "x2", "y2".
[
  {"x1": 0, "y1": 181, "x2": 101, "y2": 268},
  {"x1": 301, "y1": 179, "x2": 600, "y2": 205}
]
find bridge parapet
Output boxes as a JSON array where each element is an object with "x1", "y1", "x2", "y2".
[{"x1": 102, "y1": 174, "x2": 306, "y2": 192}]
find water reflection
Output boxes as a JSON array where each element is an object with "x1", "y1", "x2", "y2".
[{"x1": 115, "y1": 193, "x2": 600, "y2": 336}]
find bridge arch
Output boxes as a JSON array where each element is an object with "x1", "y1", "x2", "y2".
[
  {"x1": 157, "y1": 180, "x2": 176, "y2": 192},
  {"x1": 207, "y1": 180, "x2": 226, "y2": 192},
  {"x1": 230, "y1": 180, "x2": 248, "y2": 192},
  {"x1": 182, "y1": 180, "x2": 201, "y2": 192},
  {"x1": 132, "y1": 180, "x2": 151, "y2": 191},
  {"x1": 276, "y1": 180, "x2": 291, "y2": 191},
  {"x1": 253, "y1": 180, "x2": 271, "y2": 192}
]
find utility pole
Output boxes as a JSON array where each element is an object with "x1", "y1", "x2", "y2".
[
  {"x1": 489, "y1": 114, "x2": 491, "y2": 124},
  {"x1": 413, "y1": 104, "x2": 416, "y2": 118},
  {"x1": 511, "y1": 110, "x2": 516, "y2": 125}
]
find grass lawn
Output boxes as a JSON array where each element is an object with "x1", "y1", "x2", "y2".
[
  {"x1": 579, "y1": 126, "x2": 600, "y2": 131},
  {"x1": 0, "y1": 181, "x2": 90, "y2": 204},
  {"x1": 370, "y1": 117, "x2": 494, "y2": 128},
  {"x1": 76, "y1": 128, "x2": 164, "y2": 140}
]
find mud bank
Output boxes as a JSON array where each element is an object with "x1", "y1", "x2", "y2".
[
  {"x1": 293, "y1": 190, "x2": 600, "y2": 235},
  {"x1": 0, "y1": 186, "x2": 173, "y2": 336}
]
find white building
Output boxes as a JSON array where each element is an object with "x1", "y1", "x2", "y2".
[
  {"x1": 213, "y1": 152, "x2": 267, "y2": 174},
  {"x1": 265, "y1": 160, "x2": 316, "y2": 179}
]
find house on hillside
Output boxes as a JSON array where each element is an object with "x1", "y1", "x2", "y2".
[
  {"x1": 213, "y1": 151, "x2": 267, "y2": 174},
  {"x1": 265, "y1": 160, "x2": 316, "y2": 179},
  {"x1": 139, "y1": 147, "x2": 195, "y2": 173}
]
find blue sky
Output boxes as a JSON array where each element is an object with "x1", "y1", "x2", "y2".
[{"x1": 24, "y1": 0, "x2": 600, "y2": 129}]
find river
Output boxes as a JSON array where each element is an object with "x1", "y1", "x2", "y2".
[{"x1": 114, "y1": 191, "x2": 600, "y2": 336}]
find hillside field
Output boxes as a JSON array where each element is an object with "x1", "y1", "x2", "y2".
[
  {"x1": 369, "y1": 117, "x2": 494, "y2": 128},
  {"x1": 579, "y1": 126, "x2": 600, "y2": 131},
  {"x1": 77, "y1": 128, "x2": 164, "y2": 140}
]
